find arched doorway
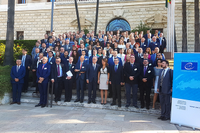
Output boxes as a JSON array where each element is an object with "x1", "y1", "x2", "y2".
[{"x1": 106, "y1": 18, "x2": 131, "y2": 34}]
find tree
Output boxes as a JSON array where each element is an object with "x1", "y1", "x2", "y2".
[
  {"x1": 194, "y1": 0, "x2": 200, "y2": 52},
  {"x1": 131, "y1": 21, "x2": 151, "y2": 35},
  {"x1": 3, "y1": 0, "x2": 15, "y2": 66},
  {"x1": 182, "y1": 0, "x2": 187, "y2": 52}
]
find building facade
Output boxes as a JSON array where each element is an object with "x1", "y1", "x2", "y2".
[{"x1": 0, "y1": 0, "x2": 199, "y2": 52}]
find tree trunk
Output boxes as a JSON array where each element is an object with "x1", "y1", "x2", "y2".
[
  {"x1": 3, "y1": 0, "x2": 15, "y2": 66},
  {"x1": 182, "y1": 0, "x2": 187, "y2": 52},
  {"x1": 194, "y1": 0, "x2": 200, "y2": 52}
]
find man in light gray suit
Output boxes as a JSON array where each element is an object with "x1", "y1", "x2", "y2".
[{"x1": 157, "y1": 60, "x2": 173, "y2": 121}]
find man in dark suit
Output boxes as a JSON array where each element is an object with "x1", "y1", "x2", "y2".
[
  {"x1": 19, "y1": 48, "x2": 32, "y2": 93},
  {"x1": 51, "y1": 57, "x2": 65, "y2": 103},
  {"x1": 149, "y1": 36, "x2": 160, "y2": 54},
  {"x1": 35, "y1": 57, "x2": 51, "y2": 108},
  {"x1": 109, "y1": 58, "x2": 124, "y2": 107},
  {"x1": 74, "y1": 55, "x2": 88, "y2": 103},
  {"x1": 61, "y1": 50, "x2": 69, "y2": 65},
  {"x1": 32, "y1": 48, "x2": 40, "y2": 87},
  {"x1": 145, "y1": 33, "x2": 152, "y2": 47},
  {"x1": 101, "y1": 36, "x2": 108, "y2": 49},
  {"x1": 86, "y1": 56, "x2": 100, "y2": 104},
  {"x1": 124, "y1": 55, "x2": 140, "y2": 108},
  {"x1": 63, "y1": 57, "x2": 75, "y2": 102},
  {"x1": 89, "y1": 50, "x2": 97, "y2": 64},
  {"x1": 140, "y1": 37, "x2": 147, "y2": 52},
  {"x1": 157, "y1": 60, "x2": 173, "y2": 121},
  {"x1": 157, "y1": 33, "x2": 166, "y2": 53},
  {"x1": 46, "y1": 38, "x2": 55, "y2": 48},
  {"x1": 40, "y1": 43, "x2": 47, "y2": 55},
  {"x1": 78, "y1": 43, "x2": 88, "y2": 57},
  {"x1": 139, "y1": 59, "x2": 154, "y2": 109},
  {"x1": 41, "y1": 34, "x2": 48, "y2": 44},
  {"x1": 48, "y1": 51, "x2": 55, "y2": 66},
  {"x1": 108, "y1": 51, "x2": 122, "y2": 67},
  {"x1": 10, "y1": 59, "x2": 26, "y2": 105}
]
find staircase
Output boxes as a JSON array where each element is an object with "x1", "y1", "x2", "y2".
[{"x1": 21, "y1": 86, "x2": 161, "y2": 115}]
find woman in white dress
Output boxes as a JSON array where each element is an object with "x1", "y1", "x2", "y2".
[
  {"x1": 152, "y1": 59, "x2": 163, "y2": 109},
  {"x1": 98, "y1": 58, "x2": 110, "y2": 105}
]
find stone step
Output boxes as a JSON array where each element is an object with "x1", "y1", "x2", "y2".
[{"x1": 20, "y1": 96, "x2": 161, "y2": 115}]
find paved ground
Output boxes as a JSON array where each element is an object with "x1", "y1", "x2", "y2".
[{"x1": 0, "y1": 103, "x2": 199, "y2": 133}]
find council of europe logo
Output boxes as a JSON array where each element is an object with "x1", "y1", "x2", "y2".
[{"x1": 181, "y1": 62, "x2": 198, "y2": 71}]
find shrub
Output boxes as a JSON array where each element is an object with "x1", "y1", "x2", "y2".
[
  {"x1": 0, "y1": 65, "x2": 12, "y2": 98},
  {"x1": 131, "y1": 21, "x2": 151, "y2": 35}
]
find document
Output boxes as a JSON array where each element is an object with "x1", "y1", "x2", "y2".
[{"x1": 66, "y1": 70, "x2": 73, "y2": 77}]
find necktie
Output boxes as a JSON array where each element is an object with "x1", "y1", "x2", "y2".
[
  {"x1": 115, "y1": 65, "x2": 117, "y2": 72},
  {"x1": 93, "y1": 64, "x2": 96, "y2": 70},
  {"x1": 160, "y1": 69, "x2": 165, "y2": 86},
  {"x1": 57, "y1": 65, "x2": 60, "y2": 76},
  {"x1": 42, "y1": 64, "x2": 44, "y2": 69},
  {"x1": 131, "y1": 64, "x2": 133, "y2": 68},
  {"x1": 80, "y1": 62, "x2": 82, "y2": 69},
  {"x1": 69, "y1": 63, "x2": 71, "y2": 69},
  {"x1": 34, "y1": 54, "x2": 37, "y2": 59},
  {"x1": 104, "y1": 42, "x2": 106, "y2": 47},
  {"x1": 144, "y1": 66, "x2": 146, "y2": 75},
  {"x1": 17, "y1": 66, "x2": 19, "y2": 72},
  {"x1": 22, "y1": 56, "x2": 25, "y2": 66},
  {"x1": 49, "y1": 58, "x2": 51, "y2": 63}
]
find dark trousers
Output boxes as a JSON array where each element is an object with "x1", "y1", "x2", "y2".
[
  {"x1": 22, "y1": 68, "x2": 29, "y2": 92},
  {"x1": 64, "y1": 79, "x2": 73, "y2": 101},
  {"x1": 125, "y1": 83, "x2": 138, "y2": 106},
  {"x1": 38, "y1": 82, "x2": 48, "y2": 105},
  {"x1": 32, "y1": 71, "x2": 37, "y2": 86},
  {"x1": 160, "y1": 93, "x2": 171, "y2": 119},
  {"x1": 76, "y1": 78, "x2": 85, "y2": 100},
  {"x1": 54, "y1": 77, "x2": 63, "y2": 102},
  {"x1": 159, "y1": 45, "x2": 164, "y2": 53},
  {"x1": 88, "y1": 79, "x2": 97, "y2": 101},
  {"x1": 12, "y1": 83, "x2": 23, "y2": 103},
  {"x1": 108, "y1": 84, "x2": 113, "y2": 97},
  {"x1": 112, "y1": 84, "x2": 121, "y2": 106},
  {"x1": 139, "y1": 82, "x2": 151, "y2": 107}
]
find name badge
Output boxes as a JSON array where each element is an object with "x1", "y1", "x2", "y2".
[
  {"x1": 134, "y1": 68, "x2": 137, "y2": 71},
  {"x1": 50, "y1": 62, "x2": 52, "y2": 64},
  {"x1": 85, "y1": 59, "x2": 88, "y2": 60},
  {"x1": 72, "y1": 66, "x2": 74, "y2": 68},
  {"x1": 68, "y1": 47, "x2": 70, "y2": 49},
  {"x1": 148, "y1": 70, "x2": 151, "y2": 73},
  {"x1": 44, "y1": 68, "x2": 47, "y2": 70},
  {"x1": 82, "y1": 66, "x2": 84, "y2": 68},
  {"x1": 141, "y1": 56, "x2": 144, "y2": 58},
  {"x1": 67, "y1": 59, "x2": 69, "y2": 61},
  {"x1": 144, "y1": 45, "x2": 146, "y2": 46},
  {"x1": 149, "y1": 63, "x2": 152, "y2": 66},
  {"x1": 155, "y1": 43, "x2": 157, "y2": 45}
]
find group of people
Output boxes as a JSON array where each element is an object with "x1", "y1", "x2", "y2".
[{"x1": 10, "y1": 29, "x2": 173, "y2": 121}]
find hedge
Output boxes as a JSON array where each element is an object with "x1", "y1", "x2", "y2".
[
  {"x1": 0, "y1": 40, "x2": 37, "y2": 55},
  {"x1": 0, "y1": 65, "x2": 12, "y2": 99}
]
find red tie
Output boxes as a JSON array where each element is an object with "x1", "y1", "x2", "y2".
[
  {"x1": 42, "y1": 64, "x2": 44, "y2": 69},
  {"x1": 104, "y1": 42, "x2": 106, "y2": 46},
  {"x1": 57, "y1": 65, "x2": 60, "y2": 76}
]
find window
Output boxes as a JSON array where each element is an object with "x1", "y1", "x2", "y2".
[
  {"x1": 47, "y1": 0, "x2": 56, "y2": 2},
  {"x1": 18, "y1": 0, "x2": 26, "y2": 4},
  {"x1": 106, "y1": 18, "x2": 131, "y2": 32},
  {"x1": 17, "y1": 31, "x2": 24, "y2": 40},
  {"x1": 46, "y1": 31, "x2": 51, "y2": 36}
]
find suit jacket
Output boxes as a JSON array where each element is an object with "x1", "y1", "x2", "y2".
[
  {"x1": 109, "y1": 65, "x2": 124, "y2": 85},
  {"x1": 86, "y1": 64, "x2": 100, "y2": 82},
  {"x1": 63, "y1": 44, "x2": 73, "y2": 53},
  {"x1": 149, "y1": 41, "x2": 160, "y2": 52},
  {"x1": 157, "y1": 37, "x2": 166, "y2": 49},
  {"x1": 78, "y1": 49, "x2": 88, "y2": 57},
  {"x1": 139, "y1": 65, "x2": 154, "y2": 86},
  {"x1": 89, "y1": 56, "x2": 98, "y2": 64},
  {"x1": 10, "y1": 65, "x2": 26, "y2": 83},
  {"x1": 33, "y1": 58, "x2": 43, "y2": 69},
  {"x1": 123, "y1": 62, "x2": 140, "y2": 84},
  {"x1": 51, "y1": 63, "x2": 65, "y2": 82},
  {"x1": 140, "y1": 42, "x2": 147, "y2": 52},
  {"x1": 77, "y1": 56, "x2": 89, "y2": 65},
  {"x1": 48, "y1": 57, "x2": 55, "y2": 66},
  {"x1": 75, "y1": 62, "x2": 88, "y2": 80},
  {"x1": 61, "y1": 55, "x2": 69, "y2": 65},
  {"x1": 64, "y1": 63, "x2": 76, "y2": 80},
  {"x1": 97, "y1": 56, "x2": 108, "y2": 66},
  {"x1": 41, "y1": 39, "x2": 48, "y2": 44},
  {"x1": 101, "y1": 41, "x2": 109, "y2": 49},
  {"x1": 36, "y1": 63, "x2": 51, "y2": 83},
  {"x1": 46, "y1": 43, "x2": 55, "y2": 48},
  {"x1": 108, "y1": 57, "x2": 123, "y2": 67},
  {"x1": 19, "y1": 55, "x2": 32, "y2": 69},
  {"x1": 158, "y1": 68, "x2": 173, "y2": 94}
]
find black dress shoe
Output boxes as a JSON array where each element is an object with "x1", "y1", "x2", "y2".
[
  {"x1": 158, "y1": 116, "x2": 165, "y2": 119},
  {"x1": 133, "y1": 106, "x2": 139, "y2": 109},
  {"x1": 92, "y1": 101, "x2": 96, "y2": 104},
  {"x1": 111, "y1": 103, "x2": 116, "y2": 106},
  {"x1": 146, "y1": 106, "x2": 150, "y2": 110},
  {"x1": 41, "y1": 105, "x2": 46, "y2": 108},
  {"x1": 74, "y1": 99, "x2": 80, "y2": 102},
  {"x1": 141, "y1": 105, "x2": 144, "y2": 108},
  {"x1": 10, "y1": 102, "x2": 17, "y2": 105},
  {"x1": 64, "y1": 100, "x2": 68, "y2": 102},
  {"x1": 58, "y1": 99, "x2": 61, "y2": 101},
  {"x1": 125, "y1": 104, "x2": 130, "y2": 108},
  {"x1": 17, "y1": 102, "x2": 21, "y2": 105},
  {"x1": 80, "y1": 100, "x2": 83, "y2": 103},
  {"x1": 88, "y1": 101, "x2": 91, "y2": 104},
  {"x1": 118, "y1": 105, "x2": 121, "y2": 108},
  {"x1": 161, "y1": 117, "x2": 170, "y2": 121},
  {"x1": 35, "y1": 104, "x2": 41, "y2": 107}
]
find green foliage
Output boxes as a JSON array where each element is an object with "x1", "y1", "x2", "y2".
[
  {"x1": 0, "y1": 65, "x2": 12, "y2": 98},
  {"x1": 0, "y1": 40, "x2": 37, "y2": 65},
  {"x1": 131, "y1": 21, "x2": 151, "y2": 35},
  {"x1": 83, "y1": 29, "x2": 89, "y2": 35}
]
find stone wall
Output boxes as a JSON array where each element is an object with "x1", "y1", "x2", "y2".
[{"x1": 0, "y1": 0, "x2": 199, "y2": 52}]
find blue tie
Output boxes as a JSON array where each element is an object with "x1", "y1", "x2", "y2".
[{"x1": 115, "y1": 65, "x2": 117, "y2": 72}]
